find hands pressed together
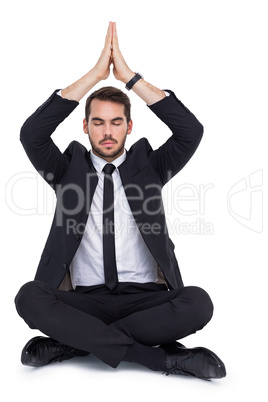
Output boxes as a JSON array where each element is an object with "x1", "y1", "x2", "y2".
[
  {"x1": 62, "y1": 22, "x2": 165, "y2": 104},
  {"x1": 93, "y1": 22, "x2": 134, "y2": 84}
]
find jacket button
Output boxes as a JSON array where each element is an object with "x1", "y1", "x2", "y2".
[
  {"x1": 63, "y1": 263, "x2": 68, "y2": 270},
  {"x1": 75, "y1": 234, "x2": 80, "y2": 241}
]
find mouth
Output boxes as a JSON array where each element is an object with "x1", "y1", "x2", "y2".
[{"x1": 101, "y1": 141, "x2": 116, "y2": 146}]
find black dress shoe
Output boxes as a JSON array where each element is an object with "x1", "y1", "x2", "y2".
[
  {"x1": 21, "y1": 336, "x2": 89, "y2": 367},
  {"x1": 160, "y1": 342, "x2": 226, "y2": 380}
]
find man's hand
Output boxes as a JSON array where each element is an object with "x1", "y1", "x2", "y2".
[
  {"x1": 92, "y1": 22, "x2": 113, "y2": 81},
  {"x1": 111, "y1": 22, "x2": 134, "y2": 84},
  {"x1": 110, "y1": 23, "x2": 165, "y2": 104},
  {"x1": 61, "y1": 21, "x2": 165, "y2": 104},
  {"x1": 61, "y1": 23, "x2": 113, "y2": 101}
]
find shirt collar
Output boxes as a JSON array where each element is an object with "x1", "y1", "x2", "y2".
[{"x1": 90, "y1": 149, "x2": 127, "y2": 174}]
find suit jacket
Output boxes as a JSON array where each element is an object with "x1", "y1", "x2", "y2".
[{"x1": 20, "y1": 89, "x2": 203, "y2": 291}]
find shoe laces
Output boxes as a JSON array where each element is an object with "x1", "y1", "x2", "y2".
[
  {"x1": 163, "y1": 358, "x2": 187, "y2": 376},
  {"x1": 52, "y1": 344, "x2": 75, "y2": 363}
]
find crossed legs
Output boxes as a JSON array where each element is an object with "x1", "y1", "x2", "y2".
[{"x1": 15, "y1": 280, "x2": 213, "y2": 368}]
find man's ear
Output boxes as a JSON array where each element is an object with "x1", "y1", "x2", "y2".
[
  {"x1": 83, "y1": 118, "x2": 88, "y2": 134},
  {"x1": 127, "y1": 119, "x2": 133, "y2": 135}
]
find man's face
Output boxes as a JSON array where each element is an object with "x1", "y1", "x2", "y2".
[{"x1": 83, "y1": 99, "x2": 133, "y2": 162}]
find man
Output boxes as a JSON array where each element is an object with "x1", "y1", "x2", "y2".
[{"x1": 15, "y1": 22, "x2": 226, "y2": 380}]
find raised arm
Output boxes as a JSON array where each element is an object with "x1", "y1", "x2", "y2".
[
  {"x1": 61, "y1": 22, "x2": 113, "y2": 101},
  {"x1": 20, "y1": 23, "x2": 114, "y2": 187},
  {"x1": 110, "y1": 22, "x2": 203, "y2": 184},
  {"x1": 111, "y1": 22, "x2": 166, "y2": 105}
]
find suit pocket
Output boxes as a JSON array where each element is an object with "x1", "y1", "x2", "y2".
[{"x1": 40, "y1": 248, "x2": 51, "y2": 265}]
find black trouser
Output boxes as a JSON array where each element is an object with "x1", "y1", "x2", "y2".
[{"x1": 15, "y1": 281, "x2": 213, "y2": 368}]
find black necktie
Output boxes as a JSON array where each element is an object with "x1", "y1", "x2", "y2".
[{"x1": 102, "y1": 163, "x2": 118, "y2": 290}]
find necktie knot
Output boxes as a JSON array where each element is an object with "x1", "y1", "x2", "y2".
[{"x1": 103, "y1": 163, "x2": 116, "y2": 176}]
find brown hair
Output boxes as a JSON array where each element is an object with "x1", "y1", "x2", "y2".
[{"x1": 85, "y1": 86, "x2": 131, "y2": 123}]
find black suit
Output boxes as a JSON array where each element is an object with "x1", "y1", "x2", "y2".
[
  {"x1": 15, "y1": 89, "x2": 213, "y2": 368},
  {"x1": 19, "y1": 89, "x2": 203, "y2": 290}
]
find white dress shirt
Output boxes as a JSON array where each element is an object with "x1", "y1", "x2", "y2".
[{"x1": 69, "y1": 149, "x2": 158, "y2": 288}]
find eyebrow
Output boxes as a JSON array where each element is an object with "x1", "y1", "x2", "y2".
[{"x1": 91, "y1": 117, "x2": 124, "y2": 122}]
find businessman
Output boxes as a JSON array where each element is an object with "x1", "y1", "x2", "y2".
[{"x1": 15, "y1": 22, "x2": 226, "y2": 380}]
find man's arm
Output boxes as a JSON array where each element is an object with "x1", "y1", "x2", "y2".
[
  {"x1": 61, "y1": 22, "x2": 113, "y2": 101},
  {"x1": 110, "y1": 22, "x2": 203, "y2": 184},
  {"x1": 111, "y1": 23, "x2": 166, "y2": 105},
  {"x1": 20, "y1": 24, "x2": 114, "y2": 187},
  {"x1": 148, "y1": 92, "x2": 203, "y2": 186}
]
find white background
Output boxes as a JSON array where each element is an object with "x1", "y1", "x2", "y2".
[{"x1": 1, "y1": 0, "x2": 267, "y2": 400}]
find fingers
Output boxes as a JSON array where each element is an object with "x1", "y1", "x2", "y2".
[
  {"x1": 112, "y1": 22, "x2": 117, "y2": 39},
  {"x1": 111, "y1": 22, "x2": 119, "y2": 50},
  {"x1": 104, "y1": 21, "x2": 112, "y2": 51}
]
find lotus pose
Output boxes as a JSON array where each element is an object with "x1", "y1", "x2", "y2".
[{"x1": 15, "y1": 22, "x2": 226, "y2": 380}]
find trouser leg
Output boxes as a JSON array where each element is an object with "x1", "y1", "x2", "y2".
[
  {"x1": 111, "y1": 286, "x2": 214, "y2": 347},
  {"x1": 110, "y1": 285, "x2": 214, "y2": 370},
  {"x1": 15, "y1": 281, "x2": 133, "y2": 368}
]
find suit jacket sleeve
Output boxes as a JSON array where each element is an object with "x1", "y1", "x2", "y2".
[
  {"x1": 20, "y1": 90, "x2": 79, "y2": 189},
  {"x1": 147, "y1": 90, "x2": 204, "y2": 186}
]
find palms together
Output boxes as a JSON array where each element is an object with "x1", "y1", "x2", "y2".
[{"x1": 94, "y1": 22, "x2": 133, "y2": 83}]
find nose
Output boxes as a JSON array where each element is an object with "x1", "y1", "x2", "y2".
[{"x1": 102, "y1": 123, "x2": 112, "y2": 136}]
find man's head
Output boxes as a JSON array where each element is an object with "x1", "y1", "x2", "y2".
[{"x1": 83, "y1": 86, "x2": 133, "y2": 162}]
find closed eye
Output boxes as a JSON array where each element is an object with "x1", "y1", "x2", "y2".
[{"x1": 91, "y1": 117, "x2": 124, "y2": 126}]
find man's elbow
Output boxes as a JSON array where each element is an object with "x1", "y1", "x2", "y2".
[
  {"x1": 19, "y1": 122, "x2": 36, "y2": 153},
  {"x1": 20, "y1": 124, "x2": 29, "y2": 148},
  {"x1": 194, "y1": 120, "x2": 204, "y2": 145}
]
